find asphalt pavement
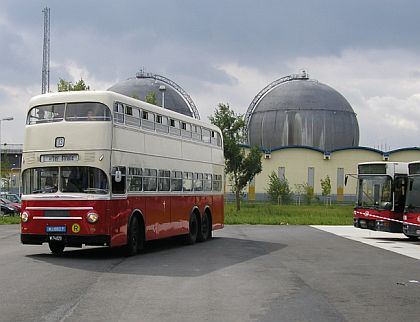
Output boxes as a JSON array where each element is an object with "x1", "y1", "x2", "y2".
[{"x1": 0, "y1": 224, "x2": 419, "y2": 322}]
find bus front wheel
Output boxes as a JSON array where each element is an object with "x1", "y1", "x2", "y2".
[
  {"x1": 125, "y1": 216, "x2": 143, "y2": 256},
  {"x1": 48, "y1": 242, "x2": 65, "y2": 255}
]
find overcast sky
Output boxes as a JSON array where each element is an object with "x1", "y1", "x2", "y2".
[{"x1": 1, "y1": 0, "x2": 420, "y2": 150}]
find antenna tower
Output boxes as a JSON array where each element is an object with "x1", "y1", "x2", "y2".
[{"x1": 41, "y1": 7, "x2": 50, "y2": 94}]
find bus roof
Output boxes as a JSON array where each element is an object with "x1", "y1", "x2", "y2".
[
  {"x1": 358, "y1": 161, "x2": 408, "y2": 166},
  {"x1": 28, "y1": 91, "x2": 222, "y2": 134},
  {"x1": 358, "y1": 161, "x2": 408, "y2": 175}
]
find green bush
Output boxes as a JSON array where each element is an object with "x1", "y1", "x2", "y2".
[{"x1": 266, "y1": 171, "x2": 292, "y2": 204}]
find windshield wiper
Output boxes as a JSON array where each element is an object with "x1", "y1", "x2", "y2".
[
  {"x1": 405, "y1": 204, "x2": 420, "y2": 211},
  {"x1": 83, "y1": 188, "x2": 109, "y2": 194}
]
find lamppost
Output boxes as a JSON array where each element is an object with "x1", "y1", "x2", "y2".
[
  {"x1": 0, "y1": 117, "x2": 14, "y2": 191},
  {"x1": 159, "y1": 85, "x2": 166, "y2": 109}
]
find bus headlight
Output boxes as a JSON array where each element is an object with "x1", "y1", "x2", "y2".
[
  {"x1": 86, "y1": 212, "x2": 99, "y2": 223},
  {"x1": 21, "y1": 211, "x2": 29, "y2": 223}
]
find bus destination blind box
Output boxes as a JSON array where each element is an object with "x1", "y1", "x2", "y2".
[{"x1": 40, "y1": 154, "x2": 79, "y2": 162}]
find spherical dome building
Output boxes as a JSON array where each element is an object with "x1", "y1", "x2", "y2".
[
  {"x1": 108, "y1": 71, "x2": 200, "y2": 119},
  {"x1": 246, "y1": 72, "x2": 359, "y2": 151}
]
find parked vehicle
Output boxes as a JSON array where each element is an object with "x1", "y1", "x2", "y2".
[
  {"x1": 403, "y1": 161, "x2": 420, "y2": 240},
  {"x1": 0, "y1": 198, "x2": 21, "y2": 214},
  {"x1": 0, "y1": 200, "x2": 17, "y2": 216},
  {"x1": 353, "y1": 162, "x2": 408, "y2": 233},
  {"x1": 0, "y1": 193, "x2": 21, "y2": 204},
  {"x1": 20, "y1": 91, "x2": 224, "y2": 255}
]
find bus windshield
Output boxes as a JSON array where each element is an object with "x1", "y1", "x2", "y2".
[
  {"x1": 357, "y1": 175, "x2": 392, "y2": 209},
  {"x1": 27, "y1": 102, "x2": 111, "y2": 124},
  {"x1": 406, "y1": 176, "x2": 420, "y2": 209},
  {"x1": 22, "y1": 166, "x2": 109, "y2": 194}
]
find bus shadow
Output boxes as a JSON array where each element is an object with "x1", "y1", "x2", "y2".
[
  {"x1": 365, "y1": 237, "x2": 420, "y2": 244},
  {"x1": 26, "y1": 237, "x2": 286, "y2": 277}
]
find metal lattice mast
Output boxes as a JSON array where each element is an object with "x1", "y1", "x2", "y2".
[{"x1": 41, "y1": 7, "x2": 50, "y2": 94}]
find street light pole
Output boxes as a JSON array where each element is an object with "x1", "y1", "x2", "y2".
[
  {"x1": 0, "y1": 117, "x2": 14, "y2": 192},
  {"x1": 159, "y1": 85, "x2": 166, "y2": 109}
]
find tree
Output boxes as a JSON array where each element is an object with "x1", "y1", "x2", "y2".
[
  {"x1": 0, "y1": 150, "x2": 12, "y2": 192},
  {"x1": 295, "y1": 182, "x2": 314, "y2": 205},
  {"x1": 209, "y1": 103, "x2": 263, "y2": 211},
  {"x1": 320, "y1": 175, "x2": 331, "y2": 196},
  {"x1": 57, "y1": 78, "x2": 90, "y2": 92},
  {"x1": 144, "y1": 91, "x2": 157, "y2": 105},
  {"x1": 73, "y1": 79, "x2": 90, "y2": 91},
  {"x1": 266, "y1": 171, "x2": 292, "y2": 204}
]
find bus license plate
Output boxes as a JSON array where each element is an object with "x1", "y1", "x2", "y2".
[
  {"x1": 49, "y1": 236, "x2": 63, "y2": 241},
  {"x1": 46, "y1": 226, "x2": 66, "y2": 233}
]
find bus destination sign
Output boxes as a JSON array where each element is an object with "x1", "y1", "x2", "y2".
[{"x1": 40, "y1": 154, "x2": 79, "y2": 162}]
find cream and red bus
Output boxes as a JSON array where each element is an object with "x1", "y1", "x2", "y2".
[
  {"x1": 20, "y1": 91, "x2": 224, "y2": 255},
  {"x1": 353, "y1": 161, "x2": 408, "y2": 233}
]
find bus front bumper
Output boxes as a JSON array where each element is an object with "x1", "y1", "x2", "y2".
[
  {"x1": 403, "y1": 224, "x2": 420, "y2": 237},
  {"x1": 21, "y1": 233, "x2": 111, "y2": 247},
  {"x1": 375, "y1": 220, "x2": 403, "y2": 233},
  {"x1": 354, "y1": 218, "x2": 376, "y2": 230}
]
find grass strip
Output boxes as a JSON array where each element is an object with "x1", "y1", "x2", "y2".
[
  {"x1": 0, "y1": 216, "x2": 20, "y2": 225},
  {"x1": 225, "y1": 202, "x2": 353, "y2": 225}
]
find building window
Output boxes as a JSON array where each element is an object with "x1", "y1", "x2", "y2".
[
  {"x1": 278, "y1": 167, "x2": 285, "y2": 181},
  {"x1": 308, "y1": 167, "x2": 315, "y2": 190}
]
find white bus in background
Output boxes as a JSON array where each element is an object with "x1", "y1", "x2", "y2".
[{"x1": 20, "y1": 91, "x2": 224, "y2": 255}]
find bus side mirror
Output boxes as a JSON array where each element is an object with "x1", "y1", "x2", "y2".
[
  {"x1": 115, "y1": 170, "x2": 122, "y2": 183},
  {"x1": 345, "y1": 175, "x2": 348, "y2": 186}
]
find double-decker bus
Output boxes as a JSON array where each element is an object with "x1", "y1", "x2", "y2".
[
  {"x1": 353, "y1": 162, "x2": 408, "y2": 233},
  {"x1": 403, "y1": 161, "x2": 420, "y2": 239},
  {"x1": 20, "y1": 91, "x2": 224, "y2": 255}
]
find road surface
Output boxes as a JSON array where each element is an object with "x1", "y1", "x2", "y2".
[{"x1": 0, "y1": 224, "x2": 419, "y2": 322}]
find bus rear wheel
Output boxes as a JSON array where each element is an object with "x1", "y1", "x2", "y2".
[
  {"x1": 198, "y1": 212, "x2": 211, "y2": 242},
  {"x1": 48, "y1": 242, "x2": 65, "y2": 255},
  {"x1": 186, "y1": 213, "x2": 198, "y2": 245}
]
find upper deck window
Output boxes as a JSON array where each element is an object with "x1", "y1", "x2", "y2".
[
  {"x1": 202, "y1": 128, "x2": 211, "y2": 143},
  {"x1": 156, "y1": 115, "x2": 169, "y2": 133},
  {"x1": 192, "y1": 125, "x2": 202, "y2": 141},
  {"x1": 26, "y1": 102, "x2": 112, "y2": 125},
  {"x1": 27, "y1": 104, "x2": 65, "y2": 124},
  {"x1": 65, "y1": 102, "x2": 111, "y2": 122},
  {"x1": 169, "y1": 119, "x2": 181, "y2": 136}
]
